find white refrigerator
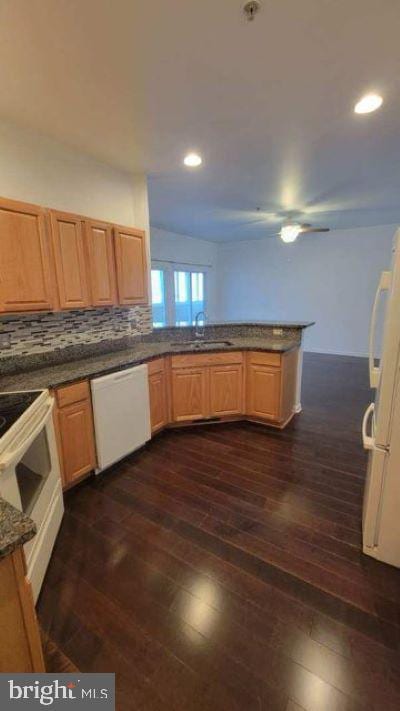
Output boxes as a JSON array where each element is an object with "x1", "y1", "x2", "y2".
[{"x1": 362, "y1": 227, "x2": 400, "y2": 567}]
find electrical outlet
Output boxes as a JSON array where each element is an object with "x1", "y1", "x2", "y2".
[{"x1": 273, "y1": 328, "x2": 283, "y2": 337}]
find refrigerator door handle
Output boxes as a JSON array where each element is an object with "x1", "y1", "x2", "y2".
[
  {"x1": 369, "y1": 270, "x2": 391, "y2": 388},
  {"x1": 362, "y1": 403, "x2": 375, "y2": 450}
]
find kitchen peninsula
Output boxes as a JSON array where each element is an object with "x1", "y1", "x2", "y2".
[{"x1": 0, "y1": 321, "x2": 313, "y2": 491}]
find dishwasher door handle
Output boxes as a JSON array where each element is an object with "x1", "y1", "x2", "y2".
[{"x1": 112, "y1": 371, "x2": 135, "y2": 381}]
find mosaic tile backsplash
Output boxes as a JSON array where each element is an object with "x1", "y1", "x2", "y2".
[{"x1": 0, "y1": 306, "x2": 152, "y2": 361}]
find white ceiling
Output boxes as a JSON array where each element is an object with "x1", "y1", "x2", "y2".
[{"x1": 1, "y1": 0, "x2": 400, "y2": 241}]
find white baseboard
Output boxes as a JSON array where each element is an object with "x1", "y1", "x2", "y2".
[{"x1": 304, "y1": 348, "x2": 368, "y2": 358}]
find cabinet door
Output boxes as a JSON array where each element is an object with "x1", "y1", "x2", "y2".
[
  {"x1": 114, "y1": 226, "x2": 148, "y2": 305},
  {"x1": 210, "y1": 365, "x2": 244, "y2": 416},
  {"x1": 57, "y1": 398, "x2": 96, "y2": 484},
  {"x1": 50, "y1": 210, "x2": 90, "y2": 309},
  {"x1": 85, "y1": 220, "x2": 117, "y2": 306},
  {"x1": 149, "y1": 371, "x2": 168, "y2": 433},
  {"x1": 0, "y1": 197, "x2": 54, "y2": 312},
  {"x1": 0, "y1": 548, "x2": 45, "y2": 672},
  {"x1": 246, "y1": 364, "x2": 281, "y2": 421},
  {"x1": 171, "y1": 367, "x2": 208, "y2": 422}
]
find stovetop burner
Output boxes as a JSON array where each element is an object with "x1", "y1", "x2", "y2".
[{"x1": 0, "y1": 391, "x2": 44, "y2": 439}]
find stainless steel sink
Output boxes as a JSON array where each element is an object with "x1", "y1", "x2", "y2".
[{"x1": 170, "y1": 340, "x2": 233, "y2": 350}]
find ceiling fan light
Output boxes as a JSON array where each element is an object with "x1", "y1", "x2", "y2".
[{"x1": 280, "y1": 224, "x2": 301, "y2": 243}]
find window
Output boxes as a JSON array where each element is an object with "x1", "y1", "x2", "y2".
[
  {"x1": 151, "y1": 269, "x2": 166, "y2": 327},
  {"x1": 151, "y1": 262, "x2": 207, "y2": 328}
]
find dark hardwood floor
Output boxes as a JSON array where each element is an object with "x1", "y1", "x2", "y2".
[{"x1": 38, "y1": 353, "x2": 400, "y2": 711}]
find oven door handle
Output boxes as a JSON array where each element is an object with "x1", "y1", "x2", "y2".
[{"x1": 0, "y1": 397, "x2": 54, "y2": 471}]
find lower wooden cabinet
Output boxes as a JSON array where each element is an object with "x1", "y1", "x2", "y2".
[
  {"x1": 209, "y1": 364, "x2": 244, "y2": 416},
  {"x1": 148, "y1": 359, "x2": 169, "y2": 434},
  {"x1": 246, "y1": 364, "x2": 281, "y2": 420},
  {"x1": 53, "y1": 380, "x2": 97, "y2": 488},
  {"x1": 0, "y1": 547, "x2": 45, "y2": 672},
  {"x1": 170, "y1": 352, "x2": 244, "y2": 423},
  {"x1": 51, "y1": 351, "x2": 298, "y2": 481},
  {"x1": 171, "y1": 367, "x2": 208, "y2": 422},
  {"x1": 246, "y1": 350, "x2": 298, "y2": 424}
]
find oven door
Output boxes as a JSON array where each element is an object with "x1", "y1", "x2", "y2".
[{"x1": 0, "y1": 395, "x2": 64, "y2": 600}]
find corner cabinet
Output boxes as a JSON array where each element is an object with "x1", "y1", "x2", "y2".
[
  {"x1": 53, "y1": 380, "x2": 97, "y2": 488},
  {"x1": 0, "y1": 197, "x2": 55, "y2": 312},
  {"x1": 49, "y1": 210, "x2": 90, "y2": 309},
  {"x1": 114, "y1": 226, "x2": 148, "y2": 305}
]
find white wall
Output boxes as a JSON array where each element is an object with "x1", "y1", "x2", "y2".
[
  {"x1": 0, "y1": 117, "x2": 147, "y2": 226},
  {"x1": 216, "y1": 225, "x2": 397, "y2": 356},
  {"x1": 150, "y1": 227, "x2": 219, "y2": 320}
]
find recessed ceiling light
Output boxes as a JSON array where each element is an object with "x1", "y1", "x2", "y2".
[
  {"x1": 184, "y1": 152, "x2": 202, "y2": 167},
  {"x1": 354, "y1": 93, "x2": 383, "y2": 114},
  {"x1": 280, "y1": 224, "x2": 301, "y2": 243}
]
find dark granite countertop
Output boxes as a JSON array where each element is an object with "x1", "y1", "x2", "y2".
[
  {"x1": 0, "y1": 498, "x2": 36, "y2": 559},
  {"x1": 156, "y1": 320, "x2": 315, "y2": 330},
  {"x1": 0, "y1": 336, "x2": 300, "y2": 391}
]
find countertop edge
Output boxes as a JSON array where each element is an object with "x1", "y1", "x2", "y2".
[{"x1": 0, "y1": 340, "x2": 301, "y2": 391}]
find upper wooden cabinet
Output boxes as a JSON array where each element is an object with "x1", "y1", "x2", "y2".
[
  {"x1": 0, "y1": 197, "x2": 54, "y2": 312},
  {"x1": 49, "y1": 210, "x2": 90, "y2": 309},
  {"x1": 0, "y1": 192, "x2": 149, "y2": 313},
  {"x1": 84, "y1": 220, "x2": 117, "y2": 306},
  {"x1": 114, "y1": 226, "x2": 148, "y2": 305}
]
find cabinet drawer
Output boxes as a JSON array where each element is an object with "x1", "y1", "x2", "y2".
[
  {"x1": 247, "y1": 351, "x2": 281, "y2": 368},
  {"x1": 148, "y1": 357, "x2": 165, "y2": 376},
  {"x1": 171, "y1": 351, "x2": 243, "y2": 369},
  {"x1": 56, "y1": 380, "x2": 91, "y2": 408}
]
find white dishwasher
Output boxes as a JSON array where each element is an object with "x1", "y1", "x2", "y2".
[{"x1": 91, "y1": 364, "x2": 151, "y2": 473}]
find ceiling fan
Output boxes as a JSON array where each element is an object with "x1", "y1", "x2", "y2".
[{"x1": 278, "y1": 221, "x2": 330, "y2": 243}]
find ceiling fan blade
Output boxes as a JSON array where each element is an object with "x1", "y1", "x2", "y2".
[{"x1": 300, "y1": 227, "x2": 330, "y2": 233}]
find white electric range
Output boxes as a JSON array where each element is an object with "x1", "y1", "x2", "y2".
[{"x1": 0, "y1": 389, "x2": 64, "y2": 601}]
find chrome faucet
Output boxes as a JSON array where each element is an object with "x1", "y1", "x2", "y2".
[{"x1": 194, "y1": 311, "x2": 207, "y2": 339}]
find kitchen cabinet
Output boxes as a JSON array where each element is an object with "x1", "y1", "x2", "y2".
[
  {"x1": 84, "y1": 220, "x2": 117, "y2": 306},
  {"x1": 246, "y1": 363, "x2": 281, "y2": 421},
  {"x1": 0, "y1": 547, "x2": 45, "y2": 672},
  {"x1": 50, "y1": 210, "x2": 90, "y2": 309},
  {"x1": 0, "y1": 197, "x2": 55, "y2": 313},
  {"x1": 0, "y1": 191, "x2": 149, "y2": 313},
  {"x1": 53, "y1": 380, "x2": 97, "y2": 488},
  {"x1": 246, "y1": 350, "x2": 298, "y2": 424},
  {"x1": 170, "y1": 352, "x2": 244, "y2": 423},
  {"x1": 171, "y1": 367, "x2": 208, "y2": 422},
  {"x1": 209, "y1": 364, "x2": 244, "y2": 416},
  {"x1": 148, "y1": 358, "x2": 169, "y2": 433},
  {"x1": 114, "y1": 226, "x2": 148, "y2": 305}
]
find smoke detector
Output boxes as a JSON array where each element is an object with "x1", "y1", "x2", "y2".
[{"x1": 243, "y1": 1, "x2": 261, "y2": 21}]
